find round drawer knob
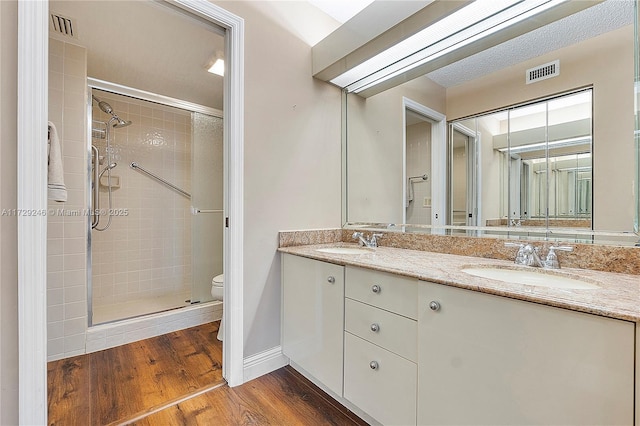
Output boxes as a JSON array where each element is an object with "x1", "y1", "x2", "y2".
[
  {"x1": 369, "y1": 361, "x2": 379, "y2": 370},
  {"x1": 327, "y1": 276, "x2": 335, "y2": 284},
  {"x1": 371, "y1": 284, "x2": 381, "y2": 294},
  {"x1": 429, "y1": 301, "x2": 441, "y2": 311},
  {"x1": 370, "y1": 323, "x2": 380, "y2": 332}
]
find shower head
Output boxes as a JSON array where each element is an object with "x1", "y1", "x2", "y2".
[
  {"x1": 99, "y1": 162, "x2": 118, "y2": 179},
  {"x1": 113, "y1": 117, "x2": 132, "y2": 128},
  {"x1": 92, "y1": 95, "x2": 115, "y2": 115},
  {"x1": 92, "y1": 94, "x2": 133, "y2": 128},
  {"x1": 98, "y1": 100, "x2": 114, "y2": 115}
]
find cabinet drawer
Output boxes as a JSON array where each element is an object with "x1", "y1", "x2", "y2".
[
  {"x1": 345, "y1": 298, "x2": 417, "y2": 361},
  {"x1": 346, "y1": 266, "x2": 418, "y2": 319},
  {"x1": 344, "y1": 332, "x2": 417, "y2": 426}
]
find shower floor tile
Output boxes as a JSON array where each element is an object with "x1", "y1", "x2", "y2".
[{"x1": 92, "y1": 291, "x2": 192, "y2": 324}]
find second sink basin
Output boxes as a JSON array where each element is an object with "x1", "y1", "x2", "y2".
[
  {"x1": 461, "y1": 266, "x2": 600, "y2": 290},
  {"x1": 316, "y1": 247, "x2": 373, "y2": 255}
]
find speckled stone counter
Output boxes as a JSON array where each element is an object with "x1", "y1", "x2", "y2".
[{"x1": 278, "y1": 242, "x2": 640, "y2": 323}]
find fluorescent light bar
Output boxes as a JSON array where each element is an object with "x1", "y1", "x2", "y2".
[
  {"x1": 331, "y1": 0, "x2": 567, "y2": 93},
  {"x1": 497, "y1": 136, "x2": 591, "y2": 154},
  {"x1": 208, "y1": 58, "x2": 224, "y2": 76}
]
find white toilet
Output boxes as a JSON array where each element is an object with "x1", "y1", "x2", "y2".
[{"x1": 211, "y1": 274, "x2": 224, "y2": 341}]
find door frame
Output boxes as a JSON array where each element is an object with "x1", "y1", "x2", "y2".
[{"x1": 17, "y1": 1, "x2": 244, "y2": 423}]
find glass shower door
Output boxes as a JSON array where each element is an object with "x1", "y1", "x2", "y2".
[{"x1": 190, "y1": 112, "x2": 224, "y2": 303}]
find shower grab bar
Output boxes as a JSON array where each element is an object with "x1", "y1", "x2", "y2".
[
  {"x1": 191, "y1": 208, "x2": 223, "y2": 214},
  {"x1": 91, "y1": 145, "x2": 100, "y2": 228},
  {"x1": 130, "y1": 162, "x2": 191, "y2": 199}
]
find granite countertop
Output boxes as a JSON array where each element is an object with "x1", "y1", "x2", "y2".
[{"x1": 278, "y1": 243, "x2": 640, "y2": 323}]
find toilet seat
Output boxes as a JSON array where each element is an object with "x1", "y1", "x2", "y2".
[{"x1": 212, "y1": 274, "x2": 224, "y2": 285}]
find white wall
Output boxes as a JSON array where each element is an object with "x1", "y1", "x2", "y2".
[
  {"x1": 213, "y1": 1, "x2": 343, "y2": 356},
  {"x1": 447, "y1": 26, "x2": 634, "y2": 231},
  {"x1": 0, "y1": 1, "x2": 19, "y2": 423},
  {"x1": 347, "y1": 76, "x2": 446, "y2": 224}
]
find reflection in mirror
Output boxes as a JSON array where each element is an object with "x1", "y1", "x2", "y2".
[
  {"x1": 450, "y1": 89, "x2": 593, "y2": 229},
  {"x1": 448, "y1": 121, "x2": 479, "y2": 226},
  {"x1": 404, "y1": 110, "x2": 432, "y2": 225},
  {"x1": 344, "y1": 0, "x2": 637, "y2": 241}
]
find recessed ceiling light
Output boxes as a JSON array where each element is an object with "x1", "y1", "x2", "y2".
[{"x1": 208, "y1": 58, "x2": 224, "y2": 76}]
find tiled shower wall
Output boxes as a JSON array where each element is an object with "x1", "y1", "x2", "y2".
[
  {"x1": 406, "y1": 121, "x2": 432, "y2": 225},
  {"x1": 47, "y1": 38, "x2": 89, "y2": 361},
  {"x1": 90, "y1": 90, "x2": 192, "y2": 309}
]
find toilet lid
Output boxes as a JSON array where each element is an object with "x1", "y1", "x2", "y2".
[{"x1": 212, "y1": 274, "x2": 224, "y2": 284}]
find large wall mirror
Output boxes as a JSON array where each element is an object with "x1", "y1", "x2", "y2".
[{"x1": 344, "y1": 0, "x2": 639, "y2": 244}]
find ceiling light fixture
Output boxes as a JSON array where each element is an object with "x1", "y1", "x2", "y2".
[
  {"x1": 332, "y1": 0, "x2": 568, "y2": 94},
  {"x1": 497, "y1": 136, "x2": 591, "y2": 154},
  {"x1": 207, "y1": 58, "x2": 224, "y2": 76}
]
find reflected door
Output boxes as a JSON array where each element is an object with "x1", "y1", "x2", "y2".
[{"x1": 449, "y1": 123, "x2": 479, "y2": 226}]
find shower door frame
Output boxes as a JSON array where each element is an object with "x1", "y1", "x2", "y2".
[
  {"x1": 86, "y1": 78, "x2": 224, "y2": 326},
  {"x1": 17, "y1": 1, "x2": 245, "y2": 423}
]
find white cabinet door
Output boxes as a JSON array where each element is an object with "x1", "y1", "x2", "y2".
[
  {"x1": 418, "y1": 281, "x2": 634, "y2": 426},
  {"x1": 344, "y1": 332, "x2": 417, "y2": 426},
  {"x1": 282, "y1": 254, "x2": 344, "y2": 396}
]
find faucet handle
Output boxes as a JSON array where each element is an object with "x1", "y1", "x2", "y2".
[
  {"x1": 505, "y1": 242, "x2": 526, "y2": 265},
  {"x1": 352, "y1": 231, "x2": 363, "y2": 239},
  {"x1": 543, "y1": 246, "x2": 573, "y2": 269},
  {"x1": 544, "y1": 247, "x2": 559, "y2": 269}
]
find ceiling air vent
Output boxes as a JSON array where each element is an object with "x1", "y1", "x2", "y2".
[
  {"x1": 526, "y1": 60, "x2": 559, "y2": 84},
  {"x1": 50, "y1": 13, "x2": 76, "y2": 38}
]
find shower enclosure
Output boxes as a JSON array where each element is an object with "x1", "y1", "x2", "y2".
[{"x1": 88, "y1": 84, "x2": 223, "y2": 325}]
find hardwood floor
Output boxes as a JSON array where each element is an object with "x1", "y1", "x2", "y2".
[
  {"x1": 48, "y1": 322, "x2": 367, "y2": 425},
  {"x1": 131, "y1": 366, "x2": 368, "y2": 426},
  {"x1": 48, "y1": 322, "x2": 224, "y2": 425}
]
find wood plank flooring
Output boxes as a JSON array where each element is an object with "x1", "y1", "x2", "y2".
[
  {"x1": 48, "y1": 322, "x2": 368, "y2": 425},
  {"x1": 48, "y1": 322, "x2": 224, "y2": 425},
  {"x1": 131, "y1": 366, "x2": 368, "y2": 426}
]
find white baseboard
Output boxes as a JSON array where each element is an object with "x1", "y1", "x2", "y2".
[{"x1": 242, "y1": 346, "x2": 289, "y2": 384}]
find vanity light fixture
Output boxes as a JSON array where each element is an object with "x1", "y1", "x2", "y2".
[
  {"x1": 207, "y1": 58, "x2": 224, "y2": 76},
  {"x1": 497, "y1": 136, "x2": 592, "y2": 154},
  {"x1": 333, "y1": 0, "x2": 569, "y2": 94}
]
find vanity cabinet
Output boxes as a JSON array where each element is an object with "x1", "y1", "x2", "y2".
[
  {"x1": 281, "y1": 253, "x2": 636, "y2": 426},
  {"x1": 418, "y1": 280, "x2": 635, "y2": 425},
  {"x1": 281, "y1": 254, "x2": 344, "y2": 396},
  {"x1": 343, "y1": 267, "x2": 419, "y2": 426}
]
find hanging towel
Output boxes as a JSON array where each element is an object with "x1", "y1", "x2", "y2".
[{"x1": 47, "y1": 121, "x2": 67, "y2": 202}]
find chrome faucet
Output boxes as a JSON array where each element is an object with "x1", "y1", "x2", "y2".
[
  {"x1": 352, "y1": 232, "x2": 383, "y2": 248},
  {"x1": 505, "y1": 242, "x2": 573, "y2": 269}
]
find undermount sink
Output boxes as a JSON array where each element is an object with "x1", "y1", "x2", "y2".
[
  {"x1": 316, "y1": 247, "x2": 373, "y2": 255},
  {"x1": 461, "y1": 266, "x2": 600, "y2": 290}
]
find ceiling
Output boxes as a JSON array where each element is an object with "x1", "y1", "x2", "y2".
[
  {"x1": 427, "y1": 0, "x2": 634, "y2": 88},
  {"x1": 49, "y1": 1, "x2": 225, "y2": 110}
]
